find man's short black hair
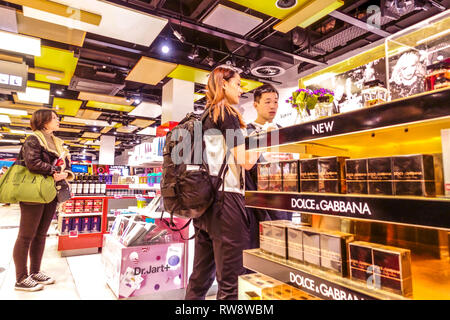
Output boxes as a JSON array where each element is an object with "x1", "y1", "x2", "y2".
[{"x1": 253, "y1": 84, "x2": 279, "y2": 103}]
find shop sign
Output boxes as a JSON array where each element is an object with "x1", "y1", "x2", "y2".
[
  {"x1": 290, "y1": 197, "x2": 372, "y2": 216},
  {"x1": 0, "y1": 61, "x2": 27, "y2": 93},
  {"x1": 312, "y1": 121, "x2": 334, "y2": 135},
  {"x1": 288, "y1": 271, "x2": 372, "y2": 300}
]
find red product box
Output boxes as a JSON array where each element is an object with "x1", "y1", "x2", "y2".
[
  {"x1": 74, "y1": 200, "x2": 84, "y2": 214},
  {"x1": 84, "y1": 199, "x2": 94, "y2": 213},
  {"x1": 93, "y1": 205, "x2": 102, "y2": 213},
  {"x1": 94, "y1": 199, "x2": 103, "y2": 206}
]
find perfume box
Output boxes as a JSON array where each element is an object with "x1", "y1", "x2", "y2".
[
  {"x1": 320, "y1": 231, "x2": 354, "y2": 276},
  {"x1": 372, "y1": 244, "x2": 413, "y2": 297},
  {"x1": 238, "y1": 273, "x2": 284, "y2": 300},
  {"x1": 287, "y1": 224, "x2": 303, "y2": 263},
  {"x1": 268, "y1": 162, "x2": 283, "y2": 192},
  {"x1": 392, "y1": 154, "x2": 436, "y2": 197},
  {"x1": 367, "y1": 157, "x2": 393, "y2": 195},
  {"x1": 80, "y1": 217, "x2": 92, "y2": 233},
  {"x1": 269, "y1": 220, "x2": 289, "y2": 259},
  {"x1": 349, "y1": 241, "x2": 413, "y2": 297},
  {"x1": 349, "y1": 241, "x2": 375, "y2": 284},
  {"x1": 71, "y1": 218, "x2": 82, "y2": 232},
  {"x1": 61, "y1": 218, "x2": 71, "y2": 235},
  {"x1": 281, "y1": 160, "x2": 299, "y2": 192},
  {"x1": 300, "y1": 159, "x2": 319, "y2": 193},
  {"x1": 318, "y1": 157, "x2": 348, "y2": 194},
  {"x1": 84, "y1": 199, "x2": 94, "y2": 213},
  {"x1": 91, "y1": 217, "x2": 101, "y2": 232},
  {"x1": 345, "y1": 159, "x2": 368, "y2": 194},
  {"x1": 74, "y1": 200, "x2": 84, "y2": 214},
  {"x1": 259, "y1": 221, "x2": 273, "y2": 255},
  {"x1": 257, "y1": 163, "x2": 270, "y2": 191},
  {"x1": 302, "y1": 227, "x2": 321, "y2": 267}
]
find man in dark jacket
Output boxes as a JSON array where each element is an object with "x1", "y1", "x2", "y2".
[{"x1": 245, "y1": 84, "x2": 291, "y2": 249}]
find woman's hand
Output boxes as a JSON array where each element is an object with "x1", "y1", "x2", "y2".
[{"x1": 53, "y1": 172, "x2": 68, "y2": 182}]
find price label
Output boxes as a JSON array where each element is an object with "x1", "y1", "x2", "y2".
[{"x1": 69, "y1": 230, "x2": 79, "y2": 238}]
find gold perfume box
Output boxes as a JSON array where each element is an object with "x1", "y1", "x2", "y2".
[
  {"x1": 269, "y1": 162, "x2": 283, "y2": 192},
  {"x1": 257, "y1": 163, "x2": 270, "y2": 191},
  {"x1": 281, "y1": 160, "x2": 300, "y2": 192},
  {"x1": 287, "y1": 224, "x2": 304, "y2": 263},
  {"x1": 302, "y1": 227, "x2": 321, "y2": 268},
  {"x1": 320, "y1": 230, "x2": 354, "y2": 277}
]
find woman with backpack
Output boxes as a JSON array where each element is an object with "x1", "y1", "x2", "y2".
[
  {"x1": 185, "y1": 65, "x2": 260, "y2": 300},
  {"x1": 12, "y1": 109, "x2": 73, "y2": 291}
]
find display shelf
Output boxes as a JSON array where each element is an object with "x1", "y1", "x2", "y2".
[
  {"x1": 245, "y1": 191, "x2": 450, "y2": 231},
  {"x1": 246, "y1": 88, "x2": 450, "y2": 158},
  {"x1": 243, "y1": 249, "x2": 407, "y2": 300},
  {"x1": 59, "y1": 213, "x2": 102, "y2": 218},
  {"x1": 106, "y1": 184, "x2": 160, "y2": 190},
  {"x1": 243, "y1": 249, "x2": 450, "y2": 300},
  {"x1": 57, "y1": 232, "x2": 103, "y2": 251}
]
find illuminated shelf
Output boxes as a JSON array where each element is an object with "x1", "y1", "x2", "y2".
[
  {"x1": 243, "y1": 249, "x2": 408, "y2": 300},
  {"x1": 245, "y1": 191, "x2": 450, "y2": 231},
  {"x1": 246, "y1": 88, "x2": 450, "y2": 158}
]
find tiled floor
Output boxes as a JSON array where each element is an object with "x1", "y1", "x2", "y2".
[{"x1": 0, "y1": 204, "x2": 217, "y2": 300}]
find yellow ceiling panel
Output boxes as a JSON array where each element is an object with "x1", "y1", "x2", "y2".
[
  {"x1": 167, "y1": 65, "x2": 209, "y2": 85},
  {"x1": 27, "y1": 80, "x2": 51, "y2": 90},
  {"x1": 57, "y1": 127, "x2": 81, "y2": 133},
  {"x1": 76, "y1": 109, "x2": 102, "y2": 120},
  {"x1": 86, "y1": 100, "x2": 135, "y2": 113},
  {"x1": 116, "y1": 125, "x2": 138, "y2": 133},
  {"x1": 16, "y1": 12, "x2": 86, "y2": 47},
  {"x1": 241, "y1": 78, "x2": 263, "y2": 93},
  {"x1": 229, "y1": 0, "x2": 310, "y2": 20},
  {"x1": 78, "y1": 92, "x2": 134, "y2": 105},
  {"x1": 126, "y1": 57, "x2": 178, "y2": 85},
  {"x1": 100, "y1": 126, "x2": 112, "y2": 134},
  {"x1": 53, "y1": 98, "x2": 82, "y2": 116},
  {"x1": 130, "y1": 119, "x2": 155, "y2": 128},
  {"x1": 34, "y1": 46, "x2": 78, "y2": 85},
  {"x1": 82, "y1": 132, "x2": 101, "y2": 139},
  {"x1": 194, "y1": 93, "x2": 205, "y2": 102}
]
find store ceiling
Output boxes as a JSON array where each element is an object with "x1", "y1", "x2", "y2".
[{"x1": 0, "y1": 0, "x2": 448, "y2": 157}]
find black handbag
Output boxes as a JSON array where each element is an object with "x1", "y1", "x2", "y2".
[{"x1": 56, "y1": 179, "x2": 71, "y2": 203}]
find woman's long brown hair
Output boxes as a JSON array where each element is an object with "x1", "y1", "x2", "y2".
[{"x1": 205, "y1": 65, "x2": 246, "y2": 129}]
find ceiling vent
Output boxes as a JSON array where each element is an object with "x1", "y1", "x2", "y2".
[
  {"x1": 250, "y1": 49, "x2": 294, "y2": 78},
  {"x1": 69, "y1": 77, "x2": 125, "y2": 95},
  {"x1": 276, "y1": 0, "x2": 297, "y2": 9}
]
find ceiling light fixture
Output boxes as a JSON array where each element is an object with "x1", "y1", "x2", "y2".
[
  {"x1": 173, "y1": 30, "x2": 186, "y2": 43},
  {"x1": 0, "y1": 30, "x2": 41, "y2": 56},
  {"x1": 17, "y1": 87, "x2": 50, "y2": 104},
  {"x1": 0, "y1": 138, "x2": 20, "y2": 143},
  {"x1": 55, "y1": 89, "x2": 63, "y2": 96},
  {"x1": 161, "y1": 45, "x2": 170, "y2": 54},
  {"x1": 0, "y1": 108, "x2": 28, "y2": 116}
]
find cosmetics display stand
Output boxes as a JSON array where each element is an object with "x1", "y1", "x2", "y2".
[{"x1": 244, "y1": 88, "x2": 450, "y2": 300}]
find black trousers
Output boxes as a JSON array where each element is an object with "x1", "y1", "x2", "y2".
[
  {"x1": 185, "y1": 192, "x2": 251, "y2": 300},
  {"x1": 13, "y1": 198, "x2": 58, "y2": 282}
]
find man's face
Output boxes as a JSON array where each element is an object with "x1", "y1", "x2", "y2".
[{"x1": 254, "y1": 92, "x2": 279, "y2": 123}]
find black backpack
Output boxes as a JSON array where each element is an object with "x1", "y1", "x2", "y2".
[{"x1": 160, "y1": 111, "x2": 228, "y2": 235}]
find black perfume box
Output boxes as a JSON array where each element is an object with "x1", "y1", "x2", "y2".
[
  {"x1": 392, "y1": 154, "x2": 436, "y2": 197},
  {"x1": 281, "y1": 160, "x2": 300, "y2": 192},
  {"x1": 302, "y1": 227, "x2": 321, "y2": 267},
  {"x1": 318, "y1": 157, "x2": 348, "y2": 194},
  {"x1": 300, "y1": 159, "x2": 319, "y2": 192},
  {"x1": 287, "y1": 224, "x2": 303, "y2": 263},
  {"x1": 345, "y1": 158, "x2": 368, "y2": 194},
  {"x1": 320, "y1": 231, "x2": 354, "y2": 276},
  {"x1": 268, "y1": 162, "x2": 283, "y2": 192},
  {"x1": 367, "y1": 157, "x2": 393, "y2": 195},
  {"x1": 257, "y1": 163, "x2": 270, "y2": 191},
  {"x1": 349, "y1": 241, "x2": 413, "y2": 297},
  {"x1": 349, "y1": 241, "x2": 375, "y2": 284},
  {"x1": 372, "y1": 244, "x2": 413, "y2": 297}
]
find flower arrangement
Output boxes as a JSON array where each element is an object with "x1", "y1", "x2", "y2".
[
  {"x1": 313, "y1": 88, "x2": 335, "y2": 103},
  {"x1": 286, "y1": 88, "x2": 317, "y2": 112}
]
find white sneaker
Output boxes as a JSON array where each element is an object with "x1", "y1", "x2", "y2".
[
  {"x1": 15, "y1": 276, "x2": 44, "y2": 292},
  {"x1": 30, "y1": 271, "x2": 55, "y2": 285}
]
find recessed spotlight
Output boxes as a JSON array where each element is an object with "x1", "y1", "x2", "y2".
[
  {"x1": 92, "y1": 127, "x2": 97, "y2": 132},
  {"x1": 55, "y1": 90, "x2": 63, "y2": 96},
  {"x1": 437, "y1": 55, "x2": 444, "y2": 61},
  {"x1": 161, "y1": 45, "x2": 170, "y2": 54}
]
